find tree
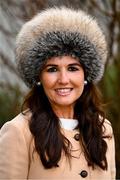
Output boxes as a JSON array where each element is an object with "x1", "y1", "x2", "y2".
[{"x1": 0, "y1": 0, "x2": 120, "y2": 178}]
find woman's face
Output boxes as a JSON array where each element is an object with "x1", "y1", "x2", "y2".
[{"x1": 40, "y1": 56, "x2": 85, "y2": 109}]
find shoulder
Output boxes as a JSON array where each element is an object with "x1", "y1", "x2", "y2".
[
  {"x1": 103, "y1": 119, "x2": 114, "y2": 137},
  {"x1": 0, "y1": 111, "x2": 33, "y2": 145},
  {"x1": 0, "y1": 112, "x2": 33, "y2": 178},
  {"x1": 1, "y1": 111, "x2": 30, "y2": 132}
]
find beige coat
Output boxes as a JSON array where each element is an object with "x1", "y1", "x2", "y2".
[{"x1": 0, "y1": 113, "x2": 116, "y2": 179}]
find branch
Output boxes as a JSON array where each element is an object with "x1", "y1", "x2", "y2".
[
  {"x1": 90, "y1": 0, "x2": 114, "y2": 17},
  {"x1": 0, "y1": 52, "x2": 20, "y2": 77}
]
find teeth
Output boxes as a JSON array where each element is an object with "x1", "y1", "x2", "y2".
[
  {"x1": 55, "y1": 88, "x2": 72, "y2": 96},
  {"x1": 57, "y1": 89, "x2": 71, "y2": 93}
]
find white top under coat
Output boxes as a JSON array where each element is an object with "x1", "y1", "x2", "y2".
[{"x1": 59, "y1": 118, "x2": 78, "y2": 130}]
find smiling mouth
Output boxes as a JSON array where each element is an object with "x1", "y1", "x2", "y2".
[{"x1": 55, "y1": 88, "x2": 73, "y2": 96}]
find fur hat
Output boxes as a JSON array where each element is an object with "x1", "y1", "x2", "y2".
[{"x1": 16, "y1": 7, "x2": 108, "y2": 88}]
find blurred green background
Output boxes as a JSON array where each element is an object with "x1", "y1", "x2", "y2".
[{"x1": 0, "y1": 0, "x2": 120, "y2": 179}]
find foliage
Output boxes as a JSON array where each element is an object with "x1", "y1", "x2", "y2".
[
  {"x1": 0, "y1": 0, "x2": 120, "y2": 178},
  {"x1": 100, "y1": 58, "x2": 120, "y2": 178},
  {"x1": 0, "y1": 85, "x2": 23, "y2": 128}
]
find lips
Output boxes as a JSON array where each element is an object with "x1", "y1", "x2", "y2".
[{"x1": 55, "y1": 88, "x2": 73, "y2": 96}]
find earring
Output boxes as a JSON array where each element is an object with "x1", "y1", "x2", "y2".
[
  {"x1": 37, "y1": 81, "x2": 41, "y2": 86},
  {"x1": 84, "y1": 80, "x2": 87, "y2": 85}
]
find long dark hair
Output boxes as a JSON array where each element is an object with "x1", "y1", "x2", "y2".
[{"x1": 22, "y1": 83, "x2": 109, "y2": 170}]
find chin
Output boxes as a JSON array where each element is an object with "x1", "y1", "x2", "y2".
[{"x1": 55, "y1": 101, "x2": 75, "y2": 107}]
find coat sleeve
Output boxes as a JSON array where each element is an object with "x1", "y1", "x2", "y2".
[
  {"x1": 105, "y1": 120, "x2": 116, "y2": 180},
  {"x1": 110, "y1": 131, "x2": 116, "y2": 180},
  {"x1": 0, "y1": 120, "x2": 29, "y2": 179}
]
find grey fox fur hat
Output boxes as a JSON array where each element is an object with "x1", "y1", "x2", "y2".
[{"x1": 16, "y1": 7, "x2": 108, "y2": 88}]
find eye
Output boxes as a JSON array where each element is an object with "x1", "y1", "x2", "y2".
[
  {"x1": 47, "y1": 67, "x2": 57, "y2": 72},
  {"x1": 68, "y1": 66, "x2": 80, "y2": 71}
]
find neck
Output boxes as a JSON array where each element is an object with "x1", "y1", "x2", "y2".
[{"x1": 51, "y1": 104, "x2": 74, "y2": 119}]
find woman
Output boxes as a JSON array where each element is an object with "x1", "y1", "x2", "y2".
[{"x1": 0, "y1": 7, "x2": 116, "y2": 179}]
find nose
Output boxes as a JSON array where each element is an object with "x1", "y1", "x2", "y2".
[{"x1": 58, "y1": 70, "x2": 69, "y2": 84}]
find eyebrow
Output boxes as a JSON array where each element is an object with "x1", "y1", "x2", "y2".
[{"x1": 44, "y1": 63, "x2": 81, "y2": 68}]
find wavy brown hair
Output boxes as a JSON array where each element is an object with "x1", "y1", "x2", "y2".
[{"x1": 22, "y1": 83, "x2": 109, "y2": 170}]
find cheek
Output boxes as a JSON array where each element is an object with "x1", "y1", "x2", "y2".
[
  {"x1": 42, "y1": 81, "x2": 52, "y2": 93},
  {"x1": 75, "y1": 77, "x2": 85, "y2": 95},
  {"x1": 75, "y1": 75, "x2": 85, "y2": 87},
  {"x1": 42, "y1": 78, "x2": 50, "y2": 88},
  {"x1": 41, "y1": 80, "x2": 52, "y2": 98},
  {"x1": 41, "y1": 74, "x2": 56, "y2": 90}
]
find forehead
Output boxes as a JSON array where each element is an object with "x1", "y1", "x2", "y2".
[{"x1": 45, "y1": 56, "x2": 80, "y2": 65}]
